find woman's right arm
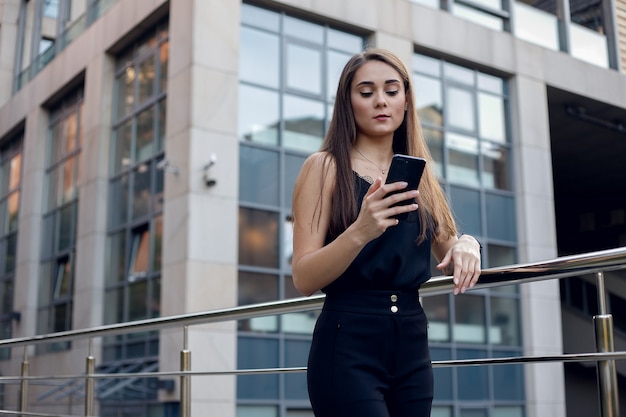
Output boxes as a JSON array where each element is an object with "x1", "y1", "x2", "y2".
[{"x1": 291, "y1": 153, "x2": 418, "y2": 296}]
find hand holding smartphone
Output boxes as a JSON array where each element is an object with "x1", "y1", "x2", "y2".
[{"x1": 385, "y1": 154, "x2": 426, "y2": 220}]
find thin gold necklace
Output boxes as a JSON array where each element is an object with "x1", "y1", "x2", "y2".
[{"x1": 354, "y1": 146, "x2": 389, "y2": 175}]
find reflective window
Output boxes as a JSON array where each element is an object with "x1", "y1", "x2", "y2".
[
  {"x1": 38, "y1": 89, "x2": 83, "y2": 354},
  {"x1": 238, "y1": 5, "x2": 364, "y2": 414},
  {"x1": 104, "y1": 21, "x2": 167, "y2": 372},
  {"x1": 0, "y1": 137, "x2": 22, "y2": 360},
  {"x1": 569, "y1": 0, "x2": 608, "y2": 67}
]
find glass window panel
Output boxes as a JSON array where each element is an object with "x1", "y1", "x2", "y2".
[
  {"x1": 107, "y1": 231, "x2": 126, "y2": 284},
  {"x1": 129, "y1": 228, "x2": 150, "y2": 276},
  {"x1": 238, "y1": 272, "x2": 279, "y2": 331},
  {"x1": 154, "y1": 163, "x2": 164, "y2": 212},
  {"x1": 0, "y1": 201, "x2": 5, "y2": 234},
  {"x1": 60, "y1": 157, "x2": 76, "y2": 204},
  {"x1": 113, "y1": 119, "x2": 132, "y2": 173},
  {"x1": 454, "y1": 295, "x2": 486, "y2": 343},
  {"x1": 157, "y1": 99, "x2": 166, "y2": 153},
  {"x1": 158, "y1": 42, "x2": 169, "y2": 94},
  {"x1": 238, "y1": 271, "x2": 278, "y2": 306},
  {"x1": 432, "y1": 407, "x2": 453, "y2": 417},
  {"x1": 38, "y1": 262, "x2": 53, "y2": 306},
  {"x1": 109, "y1": 174, "x2": 129, "y2": 227},
  {"x1": 128, "y1": 280, "x2": 148, "y2": 321},
  {"x1": 446, "y1": 87, "x2": 475, "y2": 132},
  {"x1": 284, "y1": 16, "x2": 324, "y2": 43},
  {"x1": 285, "y1": 154, "x2": 306, "y2": 209},
  {"x1": 138, "y1": 56, "x2": 156, "y2": 105},
  {"x1": 513, "y1": 2, "x2": 559, "y2": 50},
  {"x1": 240, "y1": 4, "x2": 280, "y2": 32},
  {"x1": 102, "y1": 317, "x2": 121, "y2": 347},
  {"x1": 447, "y1": 133, "x2": 479, "y2": 187},
  {"x1": 149, "y1": 278, "x2": 160, "y2": 318},
  {"x1": 490, "y1": 297, "x2": 520, "y2": 345},
  {"x1": 136, "y1": 108, "x2": 155, "y2": 162},
  {"x1": 478, "y1": 93, "x2": 506, "y2": 143},
  {"x1": 284, "y1": 339, "x2": 310, "y2": 399},
  {"x1": 487, "y1": 244, "x2": 516, "y2": 269},
  {"x1": 328, "y1": 29, "x2": 363, "y2": 52},
  {"x1": 238, "y1": 85, "x2": 279, "y2": 145},
  {"x1": 457, "y1": 349, "x2": 489, "y2": 400},
  {"x1": 4, "y1": 234, "x2": 16, "y2": 273},
  {"x1": 283, "y1": 95, "x2": 325, "y2": 152},
  {"x1": 493, "y1": 351, "x2": 525, "y2": 400},
  {"x1": 570, "y1": 23, "x2": 609, "y2": 67},
  {"x1": 117, "y1": 66, "x2": 135, "y2": 119},
  {"x1": 6, "y1": 193, "x2": 20, "y2": 232},
  {"x1": 64, "y1": 112, "x2": 78, "y2": 154},
  {"x1": 9, "y1": 153, "x2": 21, "y2": 191},
  {"x1": 413, "y1": 54, "x2": 441, "y2": 77},
  {"x1": 478, "y1": 73, "x2": 504, "y2": 94},
  {"x1": 452, "y1": 3, "x2": 504, "y2": 30},
  {"x1": 444, "y1": 62, "x2": 474, "y2": 85},
  {"x1": 460, "y1": 409, "x2": 488, "y2": 417},
  {"x1": 486, "y1": 193, "x2": 516, "y2": 241},
  {"x1": 327, "y1": 50, "x2": 352, "y2": 101},
  {"x1": 54, "y1": 260, "x2": 72, "y2": 299},
  {"x1": 1, "y1": 279, "x2": 12, "y2": 314},
  {"x1": 493, "y1": 407, "x2": 524, "y2": 417},
  {"x1": 152, "y1": 215, "x2": 162, "y2": 273},
  {"x1": 287, "y1": 44, "x2": 321, "y2": 94},
  {"x1": 431, "y1": 348, "x2": 453, "y2": 400},
  {"x1": 132, "y1": 165, "x2": 151, "y2": 220},
  {"x1": 449, "y1": 186, "x2": 481, "y2": 236},
  {"x1": 422, "y1": 295, "x2": 450, "y2": 342},
  {"x1": 238, "y1": 208, "x2": 279, "y2": 268},
  {"x1": 423, "y1": 128, "x2": 443, "y2": 178},
  {"x1": 482, "y1": 142, "x2": 510, "y2": 190},
  {"x1": 45, "y1": 167, "x2": 59, "y2": 211},
  {"x1": 237, "y1": 337, "x2": 279, "y2": 399},
  {"x1": 239, "y1": 146, "x2": 279, "y2": 206},
  {"x1": 47, "y1": 123, "x2": 60, "y2": 166},
  {"x1": 237, "y1": 405, "x2": 278, "y2": 417},
  {"x1": 414, "y1": 74, "x2": 442, "y2": 127},
  {"x1": 240, "y1": 27, "x2": 280, "y2": 88},
  {"x1": 57, "y1": 203, "x2": 75, "y2": 252}
]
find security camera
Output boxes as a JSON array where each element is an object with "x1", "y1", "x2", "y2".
[
  {"x1": 204, "y1": 172, "x2": 217, "y2": 187},
  {"x1": 203, "y1": 152, "x2": 218, "y2": 187}
]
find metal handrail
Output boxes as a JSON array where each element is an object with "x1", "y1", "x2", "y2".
[
  {"x1": 1, "y1": 246, "x2": 625, "y2": 417},
  {"x1": 1, "y1": 246, "x2": 625, "y2": 349}
]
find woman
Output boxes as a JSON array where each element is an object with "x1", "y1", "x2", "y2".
[{"x1": 291, "y1": 48, "x2": 481, "y2": 417}]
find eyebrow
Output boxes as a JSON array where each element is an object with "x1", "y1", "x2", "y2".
[{"x1": 355, "y1": 79, "x2": 401, "y2": 87}]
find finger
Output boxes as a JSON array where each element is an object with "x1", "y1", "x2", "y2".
[{"x1": 365, "y1": 177, "x2": 384, "y2": 197}]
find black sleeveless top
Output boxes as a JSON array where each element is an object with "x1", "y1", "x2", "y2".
[{"x1": 322, "y1": 173, "x2": 433, "y2": 294}]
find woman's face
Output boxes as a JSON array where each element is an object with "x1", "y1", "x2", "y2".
[{"x1": 350, "y1": 60, "x2": 407, "y2": 140}]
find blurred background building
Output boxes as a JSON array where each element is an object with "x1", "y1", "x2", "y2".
[{"x1": 0, "y1": 0, "x2": 624, "y2": 416}]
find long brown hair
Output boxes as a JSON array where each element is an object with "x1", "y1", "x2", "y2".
[{"x1": 319, "y1": 48, "x2": 457, "y2": 243}]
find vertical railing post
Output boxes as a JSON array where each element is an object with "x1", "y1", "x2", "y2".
[
  {"x1": 594, "y1": 271, "x2": 620, "y2": 417},
  {"x1": 180, "y1": 326, "x2": 191, "y2": 417},
  {"x1": 84, "y1": 338, "x2": 96, "y2": 416},
  {"x1": 19, "y1": 348, "x2": 28, "y2": 417}
]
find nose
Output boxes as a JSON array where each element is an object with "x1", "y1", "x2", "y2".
[{"x1": 374, "y1": 91, "x2": 388, "y2": 108}]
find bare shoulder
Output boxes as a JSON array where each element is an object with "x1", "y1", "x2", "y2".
[{"x1": 296, "y1": 151, "x2": 336, "y2": 188}]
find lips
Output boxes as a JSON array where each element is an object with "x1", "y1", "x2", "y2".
[{"x1": 374, "y1": 114, "x2": 390, "y2": 120}]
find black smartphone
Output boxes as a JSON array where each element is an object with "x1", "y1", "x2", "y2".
[{"x1": 385, "y1": 154, "x2": 426, "y2": 220}]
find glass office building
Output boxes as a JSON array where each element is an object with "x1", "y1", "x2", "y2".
[{"x1": 0, "y1": 0, "x2": 624, "y2": 416}]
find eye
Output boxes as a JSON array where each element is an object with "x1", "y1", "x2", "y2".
[
  {"x1": 360, "y1": 92, "x2": 373, "y2": 97},
  {"x1": 386, "y1": 90, "x2": 399, "y2": 96}
]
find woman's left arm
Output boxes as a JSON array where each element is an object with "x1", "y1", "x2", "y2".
[{"x1": 432, "y1": 235, "x2": 482, "y2": 295}]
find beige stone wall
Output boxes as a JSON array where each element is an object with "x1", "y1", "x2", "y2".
[{"x1": 618, "y1": 0, "x2": 626, "y2": 72}]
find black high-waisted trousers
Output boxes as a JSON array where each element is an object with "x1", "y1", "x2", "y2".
[{"x1": 307, "y1": 290, "x2": 433, "y2": 417}]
